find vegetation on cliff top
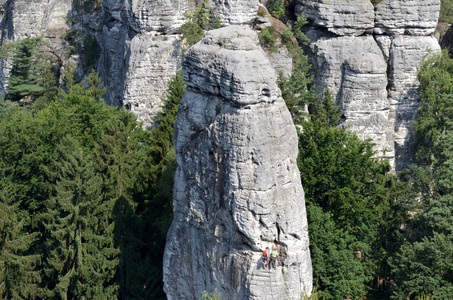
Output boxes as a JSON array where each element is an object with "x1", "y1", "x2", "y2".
[{"x1": 2, "y1": 0, "x2": 453, "y2": 298}]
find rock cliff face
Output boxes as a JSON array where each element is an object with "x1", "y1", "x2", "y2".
[
  {"x1": 296, "y1": 0, "x2": 441, "y2": 170},
  {"x1": 163, "y1": 25, "x2": 312, "y2": 300}
]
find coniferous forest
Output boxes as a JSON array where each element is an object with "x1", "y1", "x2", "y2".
[{"x1": 1, "y1": 3, "x2": 453, "y2": 300}]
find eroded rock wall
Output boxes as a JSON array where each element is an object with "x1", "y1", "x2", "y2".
[
  {"x1": 100, "y1": 0, "x2": 259, "y2": 128},
  {"x1": 297, "y1": 0, "x2": 441, "y2": 171},
  {"x1": 163, "y1": 25, "x2": 312, "y2": 300}
]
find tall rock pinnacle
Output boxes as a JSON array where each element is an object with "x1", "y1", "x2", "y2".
[{"x1": 163, "y1": 25, "x2": 312, "y2": 300}]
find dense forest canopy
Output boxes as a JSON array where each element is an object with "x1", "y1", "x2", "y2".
[{"x1": 1, "y1": 1, "x2": 453, "y2": 299}]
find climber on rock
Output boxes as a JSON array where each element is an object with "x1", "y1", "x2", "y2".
[
  {"x1": 262, "y1": 247, "x2": 269, "y2": 269},
  {"x1": 270, "y1": 248, "x2": 279, "y2": 269}
]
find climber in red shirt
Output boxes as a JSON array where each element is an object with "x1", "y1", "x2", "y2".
[{"x1": 262, "y1": 247, "x2": 269, "y2": 269}]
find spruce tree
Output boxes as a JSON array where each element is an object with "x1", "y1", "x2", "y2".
[
  {"x1": 92, "y1": 118, "x2": 143, "y2": 299},
  {"x1": 0, "y1": 189, "x2": 40, "y2": 299},
  {"x1": 2, "y1": 37, "x2": 49, "y2": 102},
  {"x1": 41, "y1": 137, "x2": 119, "y2": 299},
  {"x1": 295, "y1": 92, "x2": 393, "y2": 299}
]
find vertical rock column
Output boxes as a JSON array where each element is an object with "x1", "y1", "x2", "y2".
[
  {"x1": 163, "y1": 25, "x2": 312, "y2": 300},
  {"x1": 296, "y1": 0, "x2": 441, "y2": 171}
]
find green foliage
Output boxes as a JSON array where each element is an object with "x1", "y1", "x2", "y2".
[
  {"x1": 308, "y1": 205, "x2": 369, "y2": 300},
  {"x1": 413, "y1": 50, "x2": 453, "y2": 161},
  {"x1": 0, "y1": 66, "x2": 183, "y2": 298},
  {"x1": 390, "y1": 50, "x2": 453, "y2": 299},
  {"x1": 292, "y1": 15, "x2": 310, "y2": 45},
  {"x1": 439, "y1": 0, "x2": 453, "y2": 23},
  {"x1": 2, "y1": 37, "x2": 50, "y2": 101},
  {"x1": 41, "y1": 137, "x2": 119, "y2": 299},
  {"x1": 73, "y1": 0, "x2": 101, "y2": 12},
  {"x1": 391, "y1": 133, "x2": 453, "y2": 299},
  {"x1": 180, "y1": 1, "x2": 222, "y2": 49},
  {"x1": 258, "y1": 26, "x2": 278, "y2": 52},
  {"x1": 295, "y1": 93, "x2": 395, "y2": 299},
  {"x1": 301, "y1": 289, "x2": 323, "y2": 300},
  {"x1": 180, "y1": 21, "x2": 204, "y2": 48},
  {"x1": 278, "y1": 14, "x2": 314, "y2": 123},
  {"x1": 0, "y1": 190, "x2": 40, "y2": 299},
  {"x1": 201, "y1": 290, "x2": 222, "y2": 300},
  {"x1": 278, "y1": 54, "x2": 315, "y2": 124},
  {"x1": 138, "y1": 72, "x2": 185, "y2": 299},
  {"x1": 268, "y1": 0, "x2": 286, "y2": 20}
]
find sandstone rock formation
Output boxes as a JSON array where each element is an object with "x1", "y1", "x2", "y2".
[
  {"x1": 0, "y1": 0, "x2": 445, "y2": 169},
  {"x1": 297, "y1": 0, "x2": 441, "y2": 171},
  {"x1": 163, "y1": 25, "x2": 312, "y2": 300}
]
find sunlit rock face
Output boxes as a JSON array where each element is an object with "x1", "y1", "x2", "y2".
[
  {"x1": 297, "y1": 0, "x2": 441, "y2": 171},
  {"x1": 163, "y1": 25, "x2": 312, "y2": 300},
  {"x1": 98, "y1": 0, "x2": 259, "y2": 129}
]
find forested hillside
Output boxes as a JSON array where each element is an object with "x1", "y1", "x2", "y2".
[
  {"x1": 1, "y1": 1, "x2": 453, "y2": 299},
  {"x1": 0, "y1": 37, "x2": 184, "y2": 297}
]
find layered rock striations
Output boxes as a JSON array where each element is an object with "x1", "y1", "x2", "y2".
[
  {"x1": 1, "y1": 0, "x2": 260, "y2": 129},
  {"x1": 0, "y1": 0, "x2": 445, "y2": 169},
  {"x1": 297, "y1": 0, "x2": 441, "y2": 171},
  {"x1": 163, "y1": 25, "x2": 312, "y2": 300}
]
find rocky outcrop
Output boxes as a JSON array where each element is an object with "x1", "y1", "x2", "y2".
[
  {"x1": 0, "y1": 0, "x2": 71, "y2": 42},
  {"x1": 297, "y1": 0, "x2": 441, "y2": 171},
  {"x1": 163, "y1": 25, "x2": 312, "y2": 300},
  {"x1": 296, "y1": 0, "x2": 375, "y2": 36},
  {"x1": 99, "y1": 0, "x2": 259, "y2": 128}
]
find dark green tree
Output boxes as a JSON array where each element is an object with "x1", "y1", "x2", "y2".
[
  {"x1": 412, "y1": 49, "x2": 453, "y2": 161},
  {"x1": 0, "y1": 188, "x2": 40, "y2": 299},
  {"x1": 92, "y1": 117, "x2": 144, "y2": 299},
  {"x1": 2, "y1": 37, "x2": 49, "y2": 101},
  {"x1": 279, "y1": 15, "x2": 315, "y2": 124},
  {"x1": 41, "y1": 137, "x2": 119, "y2": 299},
  {"x1": 391, "y1": 131, "x2": 453, "y2": 299},
  {"x1": 388, "y1": 50, "x2": 453, "y2": 299},
  {"x1": 295, "y1": 92, "x2": 394, "y2": 299}
]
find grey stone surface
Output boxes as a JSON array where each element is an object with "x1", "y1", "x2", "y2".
[
  {"x1": 122, "y1": 33, "x2": 181, "y2": 129},
  {"x1": 387, "y1": 35, "x2": 441, "y2": 170},
  {"x1": 1, "y1": 0, "x2": 71, "y2": 41},
  {"x1": 163, "y1": 25, "x2": 312, "y2": 300},
  {"x1": 374, "y1": 0, "x2": 440, "y2": 36},
  {"x1": 298, "y1": 0, "x2": 441, "y2": 171},
  {"x1": 295, "y1": 0, "x2": 374, "y2": 36},
  {"x1": 210, "y1": 0, "x2": 259, "y2": 25}
]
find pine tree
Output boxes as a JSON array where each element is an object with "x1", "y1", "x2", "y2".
[
  {"x1": 412, "y1": 49, "x2": 453, "y2": 161},
  {"x1": 294, "y1": 91, "x2": 395, "y2": 298},
  {"x1": 41, "y1": 137, "x2": 119, "y2": 299},
  {"x1": 0, "y1": 188, "x2": 40, "y2": 299},
  {"x1": 92, "y1": 118, "x2": 143, "y2": 299},
  {"x1": 391, "y1": 131, "x2": 453, "y2": 299},
  {"x1": 2, "y1": 37, "x2": 49, "y2": 101}
]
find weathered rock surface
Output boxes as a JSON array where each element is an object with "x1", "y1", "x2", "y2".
[
  {"x1": 210, "y1": 0, "x2": 259, "y2": 25},
  {"x1": 163, "y1": 25, "x2": 312, "y2": 300},
  {"x1": 122, "y1": 33, "x2": 182, "y2": 129},
  {"x1": 374, "y1": 0, "x2": 440, "y2": 36},
  {"x1": 1, "y1": 0, "x2": 71, "y2": 42},
  {"x1": 295, "y1": 0, "x2": 375, "y2": 36},
  {"x1": 98, "y1": 0, "x2": 260, "y2": 128},
  {"x1": 298, "y1": 0, "x2": 441, "y2": 170}
]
